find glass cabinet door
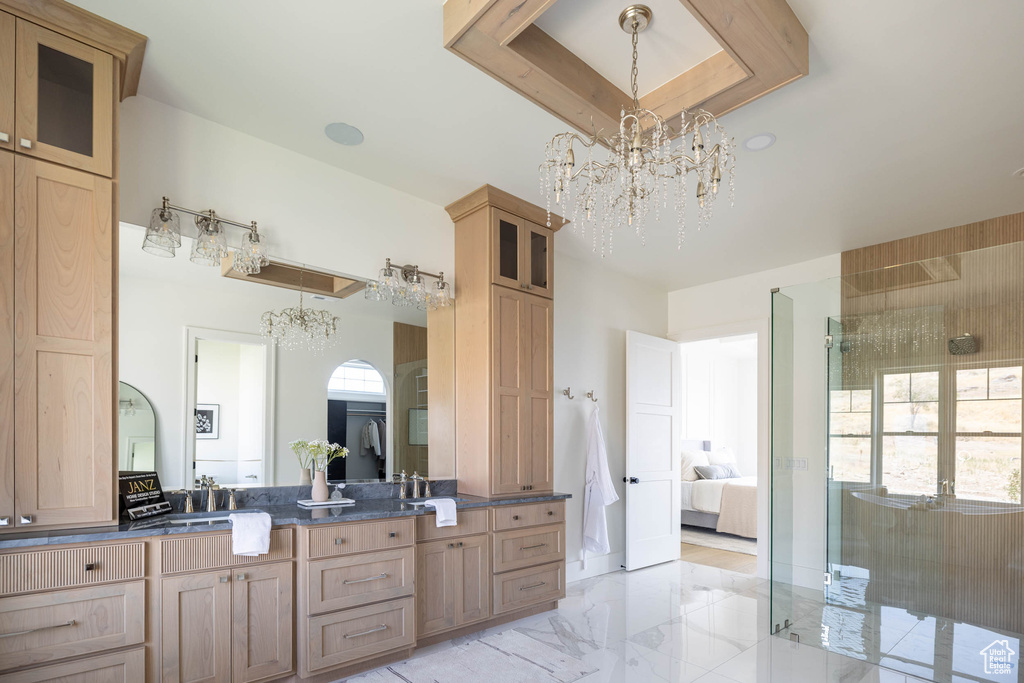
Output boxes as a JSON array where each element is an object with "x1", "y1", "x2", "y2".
[
  {"x1": 15, "y1": 20, "x2": 113, "y2": 177},
  {"x1": 0, "y1": 12, "x2": 14, "y2": 152},
  {"x1": 492, "y1": 208, "x2": 525, "y2": 291},
  {"x1": 526, "y1": 222, "x2": 553, "y2": 298}
]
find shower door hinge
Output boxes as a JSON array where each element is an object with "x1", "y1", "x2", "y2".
[
  {"x1": 824, "y1": 335, "x2": 834, "y2": 349},
  {"x1": 823, "y1": 571, "x2": 833, "y2": 586}
]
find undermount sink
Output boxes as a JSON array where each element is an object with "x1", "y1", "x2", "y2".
[{"x1": 164, "y1": 510, "x2": 263, "y2": 525}]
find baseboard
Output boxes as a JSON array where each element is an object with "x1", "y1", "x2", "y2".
[{"x1": 566, "y1": 552, "x2": 625, "y2": 582}]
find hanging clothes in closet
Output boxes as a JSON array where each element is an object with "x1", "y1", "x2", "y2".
[{"x1": 361, "y1": 419, "x2": 381, "y2": 457}]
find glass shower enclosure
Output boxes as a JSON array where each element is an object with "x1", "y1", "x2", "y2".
[{"x1": 771, "y1": 242, "x2": 1024, "y2": 682}]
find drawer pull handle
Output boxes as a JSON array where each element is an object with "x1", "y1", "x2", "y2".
[
  {"x1": 343, "y1": 573, "x2": 388, "y2": 585},
  {"x1": 236, "y1": 573, "x2": 247, "y2": 581},
  {"x1": 19, "y1": 138, "x2": 31, "y2": 149},
  {"x1": 519, "y1": 582, "x2": 546, "y2": 591},
  {"x1": 335, "y1": 538, "x2": 345, "y2": 545},
  {"x1": 0, "y1": 132, "x2": 8, "y2": 143},
  {"x1": 389, "y1": 532, "x2": 397, "y2": 538},
  {"x1": 512, "y1": 515, "x2": 520, "y2": 520},
  {"x1": 0, "y1": 620, "x2": 76, "y2": 639},
  {"x1": 547, "y1": 511, "x2": 554, "y2": 516},
  {"x1": 84, "y1": 563, "x2": 96, "y2": 571},
  {"x1": 0, "y1": 517, "x2": 9, "y2": 526},
  {"x1": 520, "y1": 543, "x2": 547, "y2": 551},
  {"x1": 344, "y1": 624, "x2": 388, "y2": 639}
]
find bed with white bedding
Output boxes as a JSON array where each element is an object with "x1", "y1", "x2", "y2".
[{"x1": 679, "y1": 440, "x2": 758, "y2": 539}]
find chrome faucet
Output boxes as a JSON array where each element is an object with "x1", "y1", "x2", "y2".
[
  {"x1": 201, "y1": 475, "x2": 218, "y2": 512},
  {"x1": 394, "y1": 470, "x2": 409, "y2": 499},
  {"x1": 423, "y1": 478, "x2": 432, "y2": 498},
  {"x1": 411, "y1": 472, "x2": 424, "y2": 499},
  {"x1": 938, "y1": 479, "x2": 955, "y2": 497}
]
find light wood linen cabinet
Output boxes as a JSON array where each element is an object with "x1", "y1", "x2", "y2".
[
  {"x1": 0, "y1": 2, "x2": 145, "y2": 532},
  {"x1": 446, "y1": 186, "x2": 562, "y2": 497}
]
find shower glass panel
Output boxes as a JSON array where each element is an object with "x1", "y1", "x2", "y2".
[{"x1": 772, "y1": 241, "x2": 1024, "y2": 682}]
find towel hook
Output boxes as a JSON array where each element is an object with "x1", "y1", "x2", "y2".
[
  {"x1": 562, "y1": 387, "x2": 575, "y2": 400},
  {"x1": 586, "y1": 390, "x2": 598, "y2": 402}
]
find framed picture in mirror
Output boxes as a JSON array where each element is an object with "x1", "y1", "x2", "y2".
[{"x1": 196, "y1": 403, "x2": 220, "y2": 439}]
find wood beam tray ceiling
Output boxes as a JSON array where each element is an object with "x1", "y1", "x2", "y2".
[
  {"x1": 221, "y1": 259, "x2": 365, "y2": 300},
  {"x1": 443, "y1": 0, "x2": 808, "y2": 137}
]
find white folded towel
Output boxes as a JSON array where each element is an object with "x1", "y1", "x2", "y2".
[
  {"x1": 230, "y1": 512, "x2": 272, "y2": 556},
  {"x1": 424, "y1": 499, "x2": 457, "y2": 527}
]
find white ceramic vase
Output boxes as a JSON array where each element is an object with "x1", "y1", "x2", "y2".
[
  {"x1": 311, "y1": 470, "x2": 330, "y2": 502},
  {"x1": 299, "y1": 468, "x2": 312, "y2": 486}
]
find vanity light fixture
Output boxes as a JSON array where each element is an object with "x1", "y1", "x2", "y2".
[
  {"x1": 143, "y1": 197, "x2": 270, "y2": 273},
  {"x1": 540, "y1": 4, "x2": 736, "y2": 255},
  {"x1": 119, "y1": 399, "x2": 137, "y2": 417},
  {"x1": 365, "y1": 258, "x2": 452, "y2": 311}
]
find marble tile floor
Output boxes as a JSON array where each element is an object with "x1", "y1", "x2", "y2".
[{"x1": 341, "y1": 560, "x2": 952, "y2": 683}]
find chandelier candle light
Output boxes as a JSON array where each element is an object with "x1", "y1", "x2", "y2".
[
  {"x1": 143, "y1": 196, "x2": 271, "y2": 274},
  {"x1": 261, "y1": 268, "x2": 341, "y2": 353},
  {"x1": 365, "y1": 258, "x2": 453, "y2": 311},
  {"x1": 540, "y1": 4, "x2": 736, "y2": 254}
]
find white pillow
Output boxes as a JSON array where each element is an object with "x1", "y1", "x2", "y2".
[
  {"x1": 708, "y1": 447, "x2": 737, "y2": 467},
  {"x1": 680, "y1": 449, "x2": 710, "y2": 482}
]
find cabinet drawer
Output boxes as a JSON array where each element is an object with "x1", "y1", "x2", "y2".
[
  {"x1": 492, "y1": 561, "x2": 564, "y2": 615},
  {"x1": 493, "y1": 524, "x2": 565, "y2": 573},
  {"x1": 492, "y1": 501, "x2": 564, "y2": 531},
  {"x1": 0, "y1": 543, "x2": 145, "y2": 596},
  {"x1": 1, "y1": 647, "x2": 145, "y2": 683},
  {"x1": 307, "y1": 547, "x2": 414, "y2": 615},
  {"x1": 306, "y1": 596, "x2": 415, "y2": 673},
  {"x1": 306, "y1": 518, "x2": 414, "y2": 559},
  {"x1": 160, "y1": 528, "x2": 293, "y2": 573},
  {"x1": 415, "y1": 508, "x2": 488, "y2": 541},
  {"x1": 0, "y1": 581, "x2": 145, "y2": 671}
]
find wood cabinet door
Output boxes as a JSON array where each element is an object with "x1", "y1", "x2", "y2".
[
  {"x1": 13, "y1": 156, "x2": 113, "y2": 528},
  {"x1": 491, "y1": 287, "x2": 527, "y2": 494},
  {"x1": 416, "y1": 539, "x2": 455, "y2": 637},
  {"x1": 0, "y1": 12, "x2": 13, "y2": 152},
  {"x1": 161, "y1": 571, "x2": 232, "y2": 683},
  {"x1": 491, "y1": 208, "x2": 526, "y2": 291},
  {"x1": 454, "y1": 534, "x2": 490, "y2": 626},
  {"x1": 231, "y1": 562, "x2": 293, "y2": 683},
  {"x1": 522, "y1": 294, "x2": 554, "y2": 492},
  {"x1": 0, "y1": 151, "x2": 12, "y2": 528},
  {"x1": 523, "y1": 222, "x2": 554, "y2": 299},
  {"x1": 15, "y1": 20, "x2": 113, "y2": 177}
]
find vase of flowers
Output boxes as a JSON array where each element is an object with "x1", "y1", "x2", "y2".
[{"x1": 292, "y1": 439, "x2": 349, "y2": 502}]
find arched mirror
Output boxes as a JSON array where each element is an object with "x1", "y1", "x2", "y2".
[
  {"x1": 118, "y1": 381, "x2": 155, "y2": 472},
  {"x1": 327, "y1": 360, "x2": 389, "y2": 481}
]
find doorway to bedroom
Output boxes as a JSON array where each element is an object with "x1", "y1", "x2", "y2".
[{"x1": 679, "y1": 334, "x2": 759, "y2": 573}]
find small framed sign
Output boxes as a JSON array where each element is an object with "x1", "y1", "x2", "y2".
[
  {"x1": 118, "y1": 471, "x2": 171, "y2": 520},
  {"x1": 196, "y1": 403, "x2": 220, "y2": 439}
]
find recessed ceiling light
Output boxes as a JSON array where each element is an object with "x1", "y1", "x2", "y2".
[
  {"x1": 743, "y1": 133, "x2": 776, "y2": 151},
  {"x1": 1014, "y1": 167, "x2": 1024, "y2": 178},
  {"x1": 325, "y1": 122, "x2": 364, "y2": 146}
]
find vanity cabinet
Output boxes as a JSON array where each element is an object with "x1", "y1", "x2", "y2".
[
  {"x1": 0, "y1": 1, "x2": 146, "y2": 535},
  {"x1": 447, "y1": 186, "x2": 561, "y2": 498},
  {"x1": 161, "y1": 562, "x2": 293, "y2": 683},
  {"x1": 416, "y1": 533, "x2": 490, "y2": 638}
]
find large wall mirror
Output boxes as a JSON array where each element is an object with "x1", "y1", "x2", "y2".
[{"x1": 118, "y1": 224, "x2": 443, "y2": 489}]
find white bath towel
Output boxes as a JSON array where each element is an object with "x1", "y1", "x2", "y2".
[
  {"x1": 230, "y1": 512, "x2": 272, "y2": 556},
  {"x1": 424, "y1": 499, "x2": 457, "y2": 527},
  {"x1": 583, "y1": 405, "x2": 619, "y2": 568}
]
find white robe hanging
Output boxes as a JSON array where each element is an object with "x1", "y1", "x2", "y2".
[{"x1": 582, "y1": 405, "x2": 619, "y2": 568}]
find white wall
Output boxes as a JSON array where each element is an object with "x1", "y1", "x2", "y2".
[
  {"x1": 554, "y1": 253, "x2": 668, "y2": 582},
  {"x1": 667, "y1": 254, "x2": 842, "y2": 583},
  {"x1": 119, "y1": 96, "x2": 454, "y2": 284}
]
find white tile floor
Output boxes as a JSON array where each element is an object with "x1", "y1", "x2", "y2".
[{"x1": 340, "y1": 560, "x2": 945, "y2": 682}]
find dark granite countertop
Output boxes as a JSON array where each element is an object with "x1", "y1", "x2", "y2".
[{"x1": 0, "y1": 492, "x2": 571, "y2": 550}]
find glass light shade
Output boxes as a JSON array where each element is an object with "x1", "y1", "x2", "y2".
[
  {"x1": 142, "y1": 232, "x2": 175, "y2": 257},
  {"x1": 364, "y1": 280, "x2": 388, "y2": 302},
  {"x1": 190, "y1": 219, "x2": 229, "y2": 266},
  {"x1": 390, "y1": 284, "x2": 411, "y2": 307},
  {"x1": 147, "y1": 208, "x2": 181, "y2": 247},
  {"x1": 434, "y1": 281, "x2": 452, "y2": 308},
  {"x1": 232, "y1": 230, "x2": 269, "y2": 275},
  {"x1": 379, "y1": 266, "x2": 401, "y2": 295}
]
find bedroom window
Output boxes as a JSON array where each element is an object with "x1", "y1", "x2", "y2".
[
  {"x1": 881, "y1": 371, "x2": 940, "y2": 496},
  {"x1": 828, "y1": 389, "x2": 872, "y2": 482}
]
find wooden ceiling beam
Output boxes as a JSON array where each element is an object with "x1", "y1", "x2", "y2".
[{"x1": 443, "y1": 0, "x2": 807, "y2": 136}]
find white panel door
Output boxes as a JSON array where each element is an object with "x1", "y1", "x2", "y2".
[{"x1": 625, "y1": 330, "x2": 682, "y2": 571}]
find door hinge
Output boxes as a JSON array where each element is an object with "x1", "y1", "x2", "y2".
[
  {"x1": 824, "y1": 335, "x2": 834, "y2": 349},
  {"x1": 195, "y1": 354, "x2": 199, "y2": 362}
]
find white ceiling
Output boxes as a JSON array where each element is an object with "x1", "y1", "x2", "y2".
[
  {"x1": 534, "y1": 0, "x2": 723, "y2": 97},
  {"x1": 74, "y1": 0, "x2": 1024, "y2": 293}
]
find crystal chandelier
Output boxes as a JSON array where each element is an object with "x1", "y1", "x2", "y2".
[
  {"x1": 365, "y1": 258, "x2": 453, "y2": 311},
  {"x1": 539, "y1": 4, "x2": 736, "y2": 255},
  {"x1": 261, "y1": 270, "x2": 340, "y2": 353},
  {"x1": 143, "y1": 197, "x2": 270, "y2": 273}
]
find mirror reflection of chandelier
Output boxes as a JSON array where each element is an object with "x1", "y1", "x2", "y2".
[
  {"x1": 260, "y1": 268, "x2": 340, "y2": 353},
  {"x1": 540, "y1": 4, "x2": 736, "y2": 255}
]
